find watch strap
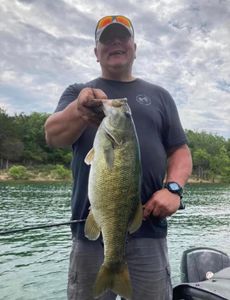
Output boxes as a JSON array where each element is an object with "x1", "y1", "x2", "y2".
[{"x1": 164, "y1": 182, "x2": 185, "y2": 209}]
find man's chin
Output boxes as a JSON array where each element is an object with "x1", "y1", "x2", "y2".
[{"x1": 108, "y1": 62, "x2": 127, "y2": 70}]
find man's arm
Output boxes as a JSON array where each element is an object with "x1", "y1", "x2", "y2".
[
  {"x1": 143, "y1": 144, "x2": 192, "y2": 219},
  {"x1": 44, "y1": 88, "x2": 107, "y2": 148},
  {"x1": 166, "y1": 144, "x2": 193, "y2": 186}
]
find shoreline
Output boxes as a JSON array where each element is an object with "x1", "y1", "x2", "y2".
[
  {"x1": 0, "y1": 173, "x2": 216, "y2": 184},
  {"x1": 0, "y1": 175, "x2": 71, "y2": 183}
]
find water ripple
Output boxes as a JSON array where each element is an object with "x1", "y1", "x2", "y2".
[{"x1": 0, "y1": 182, "x2": 229, "y2": 299}]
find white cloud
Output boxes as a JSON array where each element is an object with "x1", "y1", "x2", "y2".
[{"x1": 0, "y1": 0, "x2": 229, "y2": 138}]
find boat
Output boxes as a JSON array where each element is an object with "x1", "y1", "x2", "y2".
[{"x1": 173, "y1": 247, "x2": 230, "y2": 300}]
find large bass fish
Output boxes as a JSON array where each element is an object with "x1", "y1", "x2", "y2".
[{"x1": 84, "y1": 98, "x2": 142, "y2": 299}]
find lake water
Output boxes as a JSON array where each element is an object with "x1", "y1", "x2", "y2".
[{"x1": 0, "y1": 182, "x2": 229, "y2": 300}]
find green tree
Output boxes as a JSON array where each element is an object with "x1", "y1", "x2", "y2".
[
  {"x1": 1, "y1": 138, "x2": 24, "y2": 168},
  {"x1": 1, "y1": 108, "x2": 229, "y2": 182},
  {"x1": 0, "y1": 109, "x2": 20, "y2": 168},
  {"x1": 186, "y1": 130, "x2": 230, "y2": 182},
  {"x1": 14, "y1": 112, "x2": 49, "y2": 164},
  {"x1": 193, "y1": 148, "x2": 210, "y2": 180},
  {"x1": 210, "y1": 146, "x2": 230, "y2": 183}
]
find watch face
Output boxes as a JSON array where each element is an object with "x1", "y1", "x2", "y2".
[{"x1": 169, "y1": 183, "x2": 180, "y2": 191}]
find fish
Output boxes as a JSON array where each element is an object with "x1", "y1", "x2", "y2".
[{"x1": 84, "y1": 98, "x2": 143, "y2": 299}]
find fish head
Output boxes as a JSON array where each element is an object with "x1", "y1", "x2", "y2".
[{"x1": 102, "y1": 98, "x2": 133, "y2": 135}]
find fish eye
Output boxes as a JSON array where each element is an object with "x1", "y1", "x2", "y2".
[{"x1": 124, "y1": 112, "x2": 131, "y2": 118}]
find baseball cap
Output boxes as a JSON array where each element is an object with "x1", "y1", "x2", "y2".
[{"x1": 95, "y1": 15, "x2": 134, "y2": 43}]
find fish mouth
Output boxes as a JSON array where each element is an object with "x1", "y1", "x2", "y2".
[
  {"x1": 102, "y1": 98, "x2": 128, "y2": 116},
  {"x1": 111, "y1": 98, "x2": 127, "y2": 107}
]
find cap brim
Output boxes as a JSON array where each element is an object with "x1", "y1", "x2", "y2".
[{"x1": 98, "y1": 23, "x2": 132, "y2": 43}]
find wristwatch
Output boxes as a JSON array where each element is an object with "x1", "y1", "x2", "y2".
[
  {"x1": 164, "y1": 182, "x2": 183, "y2": 198},
  {"x1": 164, "y1": 182, "x2": 185, "y2": 209}
]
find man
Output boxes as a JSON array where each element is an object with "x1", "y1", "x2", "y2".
[{"x1": 45, "y1": 15, "x2": 192, "y2": 300}]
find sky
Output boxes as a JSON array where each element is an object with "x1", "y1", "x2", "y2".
[{"x1": 0, "y1": 0, "x2": 229, "y2": 138}]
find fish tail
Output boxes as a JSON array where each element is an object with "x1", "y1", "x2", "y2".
[{"x1": 94, "y1": 262, "x2": 132, "y2": 299}]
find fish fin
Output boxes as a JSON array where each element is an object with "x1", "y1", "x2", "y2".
[
  {"x1": 84, "y1": 211, "x2": 100, "y2": 240},
  {"x1": 128, "y1": 202, "x2": 143, "y2": 234},
  {"x1": 104, "y1": 147, "x2": 114, "y2": 169},
  {"x1": 104, "y1": 127, "x2": 121, "y2": 146},
  {"x1": 94, "y1": 262, "x2": 132, "y2": 299},
  {"x1": 84, "y1": 148, "x2": 95, "y2": 165}
]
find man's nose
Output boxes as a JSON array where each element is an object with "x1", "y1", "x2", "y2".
[{"x1": 111, "y1": 37, "x2": 122, "y2": 45}]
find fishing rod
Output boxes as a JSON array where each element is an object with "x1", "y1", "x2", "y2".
[
  {"x1": 0, "y1": 201, "x2": 185, "y2": 236},
  {"x1": 0, "y1": 219, "x2": 86, "y2": 236}
]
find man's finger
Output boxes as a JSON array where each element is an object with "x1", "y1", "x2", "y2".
[
  {"x1": 143, "y1": 204, "x2": 154, "y2": 218},
  {"x1": 83, "y1": 98, "x2": 103, "y2": 108},
  {"x1": 93, "y1": 88, "x2": 108, "y2": 100}
]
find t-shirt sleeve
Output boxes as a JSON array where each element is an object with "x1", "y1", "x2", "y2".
[
  {"x1": 54, "y1": 84, "x2": 83, "y2": 113},
  {"x1": 161, "y1": 90, "x2": 187, "y2": 151}
]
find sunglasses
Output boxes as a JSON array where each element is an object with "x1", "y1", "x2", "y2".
[{"x1": 96, "y1": 15, "x2": 133, "y2": 31}]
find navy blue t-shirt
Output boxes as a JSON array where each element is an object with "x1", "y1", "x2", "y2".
[{"x1": 55, "y1": 77, "x2": 187, "y2": 239}]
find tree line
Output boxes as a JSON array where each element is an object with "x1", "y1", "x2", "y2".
[{"x1": 0, "y1": 108, "x2": 229, "y2": 182}]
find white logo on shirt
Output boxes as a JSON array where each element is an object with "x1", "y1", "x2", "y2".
[{"x1": 136, "y1": 95, "x2": 151, "y2": 105}]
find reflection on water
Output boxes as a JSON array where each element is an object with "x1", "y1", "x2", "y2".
[
  {"x1": 0, "y1": 182, "x2": 72, "y2": 300},
  {"x1": 0, "y1": 182, "x2": 229, "y2": 299},
  {"x1": 168, "y1": 183, "x2": 230, "y2": 284}
]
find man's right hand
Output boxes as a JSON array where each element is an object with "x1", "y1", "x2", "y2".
[
  {"x1": 45, "y1": 87, "x2": 108, "y2": 147},
  {"x1": 76, "y1": 88, "x2": 108, "y2": 126}
]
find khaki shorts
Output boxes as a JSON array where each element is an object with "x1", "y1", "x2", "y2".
[{"x1": 67, "y1": 237, "x2": 172, "y2": 300}]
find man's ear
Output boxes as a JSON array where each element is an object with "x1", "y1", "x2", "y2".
[{"x1": 94, "y1": 47, "x2": 99, "y2": 62}]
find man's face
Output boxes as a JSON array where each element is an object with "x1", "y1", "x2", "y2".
[{"x1": 94, "y1": 28, "x2": 136, "y2": 75}]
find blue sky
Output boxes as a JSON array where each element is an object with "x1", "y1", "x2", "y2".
[{"x1": 0, "y1": 0, "x2": 229, "y2": 138}]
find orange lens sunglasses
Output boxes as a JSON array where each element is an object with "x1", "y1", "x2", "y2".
[{"x1": 96, "y1": 15, "x2": 132, "y2": 31}]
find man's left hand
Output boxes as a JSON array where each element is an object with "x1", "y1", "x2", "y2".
[{"x1": 143, "y1": 189, "x2": 181, "y2": 219}]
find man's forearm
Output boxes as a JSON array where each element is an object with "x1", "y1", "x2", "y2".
[
  {"x1": 45, "y1": 88, "x2": 108, "y2": 148},
  {"x1": 45, "y1": 100, "x2": 87, "y2": 148},
  {"x1": 166, "y1": 144, "x2": 193, "y2": 186}
]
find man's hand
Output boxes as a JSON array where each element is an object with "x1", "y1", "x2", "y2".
[
  {"x1": 143, "y1": 189, "x2": 181, "y2": 219},
  {"x1": 76, "y1": 88, "x2": 108, "y2": 126}
]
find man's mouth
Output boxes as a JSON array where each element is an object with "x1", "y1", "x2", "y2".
[{"x1": 109, "y1": 50, "x2": 126, "y2": 56}]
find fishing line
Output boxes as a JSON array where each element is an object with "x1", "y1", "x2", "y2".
[
  {"x1": 0, "y1": 219, "x2": 86, "y2": 235},
  {"x1": 0, "y1": 202, "x2": 185, "y2": 236}
]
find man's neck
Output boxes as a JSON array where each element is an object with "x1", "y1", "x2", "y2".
[
  {"x1": 101, "y1": 74, "x2": 135, "y2": 82},
  {"x1": 101, "y1": 69, "x2": 135, "y2": 82}
]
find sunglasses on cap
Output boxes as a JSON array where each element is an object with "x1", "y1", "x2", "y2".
[{"x1": 95, "y1": 15, "x2": 134, "y2": 42}]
